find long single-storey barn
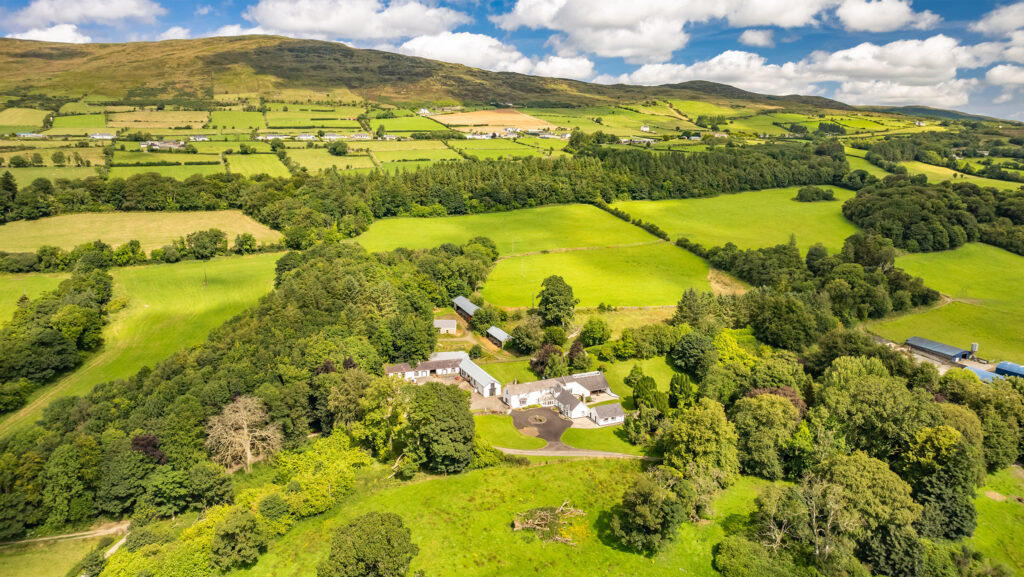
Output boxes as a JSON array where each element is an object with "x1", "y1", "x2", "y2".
[
  {"x1": 385, "y1": 351, "x2": 501, "y2": 397},
  {"x1": 995, "y1": 361, "x2": 1024, "y2": 379},
  {"x1": 905, "y1": 337, "x2": 971, "y2": 362}
]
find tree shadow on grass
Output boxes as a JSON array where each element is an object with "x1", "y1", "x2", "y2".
[
  {"x1": 718, "y1": 512, "x2": 750, "y2": 536},
  {"x1": 594, "y1": 507, "x2": 655, "y2": 557}
]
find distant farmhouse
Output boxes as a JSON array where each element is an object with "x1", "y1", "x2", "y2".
[
  {"x1": 503, "y1": 371, "x2": 622, "y2": 426},
  {"x1": 386, "y1": 351, "x2": 502, "y2": 398},
  {"x1": 140, "y1": 140, "x2": 185, "y2": 151},
  {"x1": 89, "y1": 132, "x2": 114, "y2": 140}
]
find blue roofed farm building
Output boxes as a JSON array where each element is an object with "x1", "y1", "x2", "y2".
[
  {"x1": 996, "y1": 361, "x2": 1024, "y2": 379},
  {"x1": 905, "y1": 337, "x2": 972, "y2": 362}
]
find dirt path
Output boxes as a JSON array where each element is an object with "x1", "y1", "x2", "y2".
[{"x1": 0, "y1": 520, "x2": 130, "y2": 549}]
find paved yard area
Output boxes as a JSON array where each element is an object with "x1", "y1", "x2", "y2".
[{"x1": 510, "y1": 407, "x2": 572, "y2": 445}]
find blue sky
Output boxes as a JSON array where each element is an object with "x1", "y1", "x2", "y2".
[{"x1": 2, "y1": 0, "x2": 1023, "y2": 118}]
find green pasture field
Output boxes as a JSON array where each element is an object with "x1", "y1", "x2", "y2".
[
  {"x1": 231, "y1": 459, "x2": 772, "y2": 577},
  {"x1": 482, "y1": 243, "x2": 711, "y2": 307},
  {"x1": 473, "y1": 415, "x2": 546, "y2": 450},
  {"x1": 350, "y1": 139, "x2": 448, "y2": 152},
  {"x1": 614, "y1": 186, "x2": 857, "y2": 252},
  {"x1": 108, "y1": 164, "x2": 225, "y2": 179},
  {"x1": 2, "y1": 146, "x2": 105, "y2": 166},
  {"x1": 451, "y1": 139, "x2": 532, "y2": 150},
  {"x1": 371, "y1": 116, "x2": 448, "y2": 132},
  {"x1": 5, "y1": 166, "x2": 98, "y2": 186},
  {"x1": 516, "y1": 136, "x2": 569, "y2": 150},
  {"x1": 969, "y1": 466, "x2": 1024, "y2": 573},
  {"x1": 0, "y1": 252, "x2": 280, "y2": 438},
  {"x1": 871, "y1": 243, "x2": 1024, "y2": 362},
  {"x1": 227, "y1": 154, "x2": 291, "y2": 177},
  {"x1": 210, "y1": 110, "x2": 265, "y2": 129},
  {"x1": 0, "y1": 209, "x2": 281, "y2": 252},
  {"x1": 288, "y1": 149, "x2": 375, "y2": 171},
  {"x1": 0, "y1": 273, "x2": 67, "y2": 322},
  {"x1": 847, "y1": 155, "x2": 891, "y2": 178},
  {"x1": 357, "y1": 204, "x2": 658, "y2": 255},
  {"x1": 107, "y1": 110, "x2": 209, "y2": 129},
  {"x1": 376, "y1": 160, "x2": 437, "y2": 174},
  {"x1": 561, "y1": 425, "x2": 646, "y2": 455},
  {"x1": 51, "y1": 114, "x2": 106, "y2": 128},
  {"x1": 193, "y1": 141, "x2": 271, "y2": 153},
  {"x1": 518, "y1": 110, "x2": 607, "y2": 133},
  {"x1": 265, "y1": 111, "x2": 360, "y2": 128},
  {"x1": 578, "y1": 307, "x2": 675, "y2": 340},
  {"x1": 373, "y1": 148, "x2": 461, "y2": 162},
  {"x1": 58, "y1": 101, "x2": 104, "y2": 114},
  {"x1": 901, "y1": 160, "x2": 1021, "y2": 190},
  {"x1": 727, "y1": 114, "x2": 798, "y2": 135},
  {"x1": 0, "y1": 108, "x2": 50, "y2": 127},
  {"x1": 668, "y1": 100, "x2": 755, "y2": 118},
  {"x1": 0, "y1": 535, "x2": 106, "y2": 577},
  {"x1": 0, "y1": 126, "x2": 40, "y2": 135},
  {"x1": 112, "y1": 150, "x2": 221, "y2": 165}
]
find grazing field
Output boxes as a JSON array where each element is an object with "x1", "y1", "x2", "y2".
[
  {"x1": 287, "y1": 148, "x2": 375, "y2": 171},
  {"x1": 227, "y1": 153, "x2": 291, "y2": 177},
  {"x1": 5, "y1": 166, "x2": 98, "y2": 186},
  {"x1": 210, "y1": 110, "x2": 265, "y2": 129},
  {"x1": 377, "y1": 160, "x2": 436, "y2": 174},
  {"x1": 373, "y1": 148, "x2": 461, "y2": 162},
  {"x1": 900, "y1": 160, "x2": 1022, "y2": 190},
  {"x1": 371, "y1": 116, "x2": 448, "y2": 133},
  {"x1": 108, "y1": 164, "x2": 225, "y2": 179},
  {"x1": 516, "y1": 136, "x2": 569, "y2": 150},
  {"x1": 108, "y1": 110, "x2": 209, "y2": 129},
  {"x1": 435, "y1": 108, "x2": 553, "y2": 132},
  {"x1": 473, "y1": 414, "x2": 547, "y2": 450},
  {"x1": 669, "y1": 100, "x2": 754, "y2": 118},
  {"x1": 0, "y1": 210, "x2": 281, "y2": 252},
  {"x1": 112, "y1": 150, "x2": 221, "y2": 165},
  {"x1": 0, "y1": 107, "x2": 50, "y2": 128},
  {"x1": 482, "y1": 243, "x2": 710, "y2": 307},
  {"x1": 871, "y1": 243, "x2": 1024, "y2": 362},
  {"x1": 0, "y1": 253, "x2": 280, "y2": 437},
  {"x1": 50, "y1": 114, "x2": 106, "y2": 128},
  {"x1": 0, "y1": 536, "x2": 106, "y2": 577},
  {"x1": 265, "y1": 111, "x2": 360, "y2": 128},
  {"x1": 357, "y1": 204, "x2": 658, "y2": 255},
  {"x1": 615, "y1": 186, "x2": 857, "y2": 252},
  {"x1": 969, "y1": 466, "x2": 1024, "y2": 574},
  {"x1": 449, "y1": 139, "x2": 563, "y2": 159},
  {"x1": 233, "y1": 459, "x2": 771, "y2": 577},
  {"x1": 0, "y1": 273, "x2": 68, "y2": 321},
  {"x1": 846, "y1": 155, "x2": 891, "y2": 178},
  {"x1": 192, "y1": 141, "x2": 271, "y2": 153}
]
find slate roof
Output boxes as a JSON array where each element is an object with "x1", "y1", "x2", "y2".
[
  {"x1": 452, "y1": 296, "x2": 479, "y2": 316},
  {"x1": 906, "y1": 337, "x2": 970, "y2": 359},
  {"x1": 503, "y1": 371, "x2": 611, "y2": 397},
  {"x1": 555, "y1": 388, "x2": 583, "y2": 410},
  {"x1": 385, "y1": 363, "x2": 413, "y2": 374},
  {"x1": 592, "y1": 403, "x2": 625, "y2": 420}
]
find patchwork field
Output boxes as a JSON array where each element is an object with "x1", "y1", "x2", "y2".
[
  {"x1": 371, "y1": 116, "x2": 448, "y2": 133},
  {"x1": 357, "y1": 204, "x2": 658, "y2": 255},
  {"x1": 871, "y1": 243, "x2": 1024, "y2": 362},
  {"x1": 0, "y1": 210, "x2": 281, "y2": 252},
  {"x1": 482, "y1": 243, "x2": 711, "y2": 307},
  {"x1": 614, "y1": 186, "x2": 858, "y2": 252},
  {"x1": 0, "y1": 252, "x2": 280, "y2": 437},
  {"x1": 288, "y1": 148, "x2": 375, "y2": 172},
  {"x1": 233, "y1": 459, "x2": 771, "y2": 577},
  {"x1": 226, "y1": 153, "x2": 291, "y2": 177},
  {"x1": 46, "y1": 114, "x2": 107, "y2": 135},
  {"x1": 373, "y1": 148, "x2": 461, "y2": 162},
  {"x1": 265, "y1": 111, "x2": 360, "y2": 128},
  {"x1": 435, "y1": 108, "x2": 553, "y2": 132},
  {"x1": 668, "y1": 100, "x2": 755, "y2": 118},
  {"x1": 108, "y1": 110, "x2": 209, "y2": 129}
]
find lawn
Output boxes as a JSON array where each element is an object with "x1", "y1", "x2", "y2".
[
  {"x1": 226, "y1": 154, "x2": 291, "y2": 178},
  {"x1": 601, "y1": 356, "x2": 682, "y2": 409},
  {"x1": 357, "y1": 204, "x2": 658, "y2": 255},
  {"x1": 871, "y1": 243, "x2": 1024, "y2": 362},
  {"x1": 0, "y1": 272, "x2": 67, "y2": 322},
  {"x1": 474, "y1": 414, "x2": 547, "y2": 450},
  {"x1": 969, "y1": 466, "x2": 1024, "y2": 574},
  {"x1": 614, "y1": 186, "x2": 858, "y2": 252},
  {"x1": 482, "y1": 243, "x2": 710, "y2": 307},
  {"x1": 561, "y1": 426, "x2": 647, "y2": 455},
  {"x1": 0, "y1": 536, "x2": 105, "y2": 577},
  {"x1": 210, "y1": 111, "x2": 265, "y2": 129},
  {"x1": 477, "y1": 360, "x2": 534, "y2": 384},
  {"x1": 0, "y1": 210, "x2": 281, "y2": 252},
  {"x1": 0, "y1": 253, "x2": 280, "y2": 438},
  {"x1": 287, "y1": 149, "x2": 375, "y2": 171},
  {"x1": 228, "y1": 460, "x2": 771, "y2": 577},
  {"x1": 4, "y1": 166, "x2": 99, "y2": 186}
]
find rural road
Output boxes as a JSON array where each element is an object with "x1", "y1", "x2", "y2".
[
  {"x1": 0, "y1": 520, "x2": 130, "y2": 549},
  {"x1": 496, "y1": 446, "x2": 660, "y2": 460}
]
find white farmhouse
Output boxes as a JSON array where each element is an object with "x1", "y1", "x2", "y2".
[
  {"x1": 502, "y1": 371, "x2": 614, "y2": 409},
  {"x1": 590, "y1": 404, "x2": 625, "y2": 426}
]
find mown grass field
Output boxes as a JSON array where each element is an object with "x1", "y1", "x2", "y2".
[
  {"x1": 108, "y1": 110, "x2": 209, "y2": 129},
  {"x1": 357, "y1": 204, "x2": 657, "y2": 255},
  {"x1": 474, "y1": 414, "x2": 546, "y2": 450},
  {"x1": 482, "y1": 243, "x2": 710, "y2": 307},
  {"x1": 228, "y1": 460, "x2": 771, "y2": 577},
  {"x1": 0, "y1": 253, "x2": 280, "y2": 438},
  {"x1": 193, "y1": 141, "x2": 271, "y2": 153},
  {"x1": 108, "y1": 164, "x2": 226, "y2": 179},
  {"x1": 0, "y1": 272, "x2": 67, "y2": 321},
  {"x1": 226, "y1": 154, "x2": 291, "y2": 177},
  {"x1": 900, "y1": 161, "x2": 1021, "y2": 190},
  {"x1": 288, "y1": 149, "x2": 375, "y2": 171},
  {"x1": 969, "y1": 466, "x2": 1024, "y2": 574},
  {"x1": 373, "y1": 148, "x2": 461, "y2": 162},
  {"x1": 0, "y1": 107, "x2": 49, "y2": 127},
  {"x1": 112, "y1": 150, "x2": 221, "y2": 165},
  {"x1": 0, "y1": 210, "x2": 281, "y2": 252},
  {"x1": 561, "y1": 426, "x2": 646, "y2": 455},
  {"x1": 669, "y1": 100, "x2": 754, "y2": 118},
  {"x1": 371, "y1": 116, "x2": 447, "y2": 133},
  {"x1": 871, "y1": 243, "x2": 1024, "y2": 362},
  {"x1": 614, "y1": 186, "x2": 858, "y2": 252},
  {"x1": 5, "y1": 166, "x2": 99, "y2": 186},
  {"x1": 51, "y1": 114, "x2": 106, "y2": 128},
  {"x1": 0, "y1": 536, "x2": 105, "y2": 577},
  {"x1": 210, "y1": 111, "x2": 265, "y2": 129},
  {"x1": 351, "y1": 139, "x2": 449, "y2": 152}
]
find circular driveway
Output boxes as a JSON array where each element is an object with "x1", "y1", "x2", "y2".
[{"x1": 510, "y1": 407, "x2": 571, "y2": 445}]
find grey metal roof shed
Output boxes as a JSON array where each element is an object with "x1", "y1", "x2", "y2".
[{"x1": 905, "y1": 337, "x2": 971, "y2": 361}]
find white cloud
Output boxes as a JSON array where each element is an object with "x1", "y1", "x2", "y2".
[
  {"x1": 242, "y1": 0, "x2": 471, "y2": 40},
  {"x1": 11, "y1": 0, "x2": 165, "y2": 28},
  {"x1": 970, "y1": 2, "x2": 1024, "y2": 36},
  {"x1": 832, "y1": 79, "x2": 976, "y2": 107},
  {"x1": 194, "y1": 4, "x2": 213, "y2": 16},
  {"x1": 602, "y1": 50, "x2": 816, "y2": 95},
  {"x1": 210, "y1": 24, "x2": 268, "y2": 37},
  {"x1": 492, "y1": 0, "x2": 840, "y2": 64},
  {"x1": 739, "y1": 29, "x2": 774, "y2": 47},
  {"x1": 398, "y1": 32, "x2": 595, "y2": 80},
  {"x1": 835, "y1": 0, "x2": 940, "y2": 33},
  {"x1": 6, "y1": 23, "x2": 92, "y2": 43},
  {"x1": 158, "y1": 26, "x2": 190, "y2": 41},
  {"x1": 987, "y1": 63, "x2": 1024, "y2": 86}
]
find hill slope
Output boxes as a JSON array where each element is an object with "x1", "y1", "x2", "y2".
[{"x1": 0, "y1": 35, "x2": 849, "y2": 110}]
